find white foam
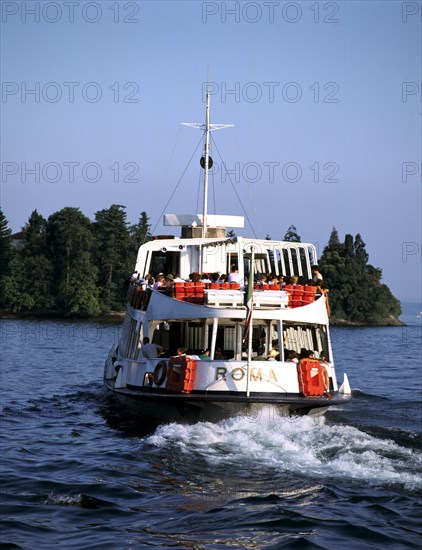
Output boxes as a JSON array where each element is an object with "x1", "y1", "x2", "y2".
[
  {"x1": 146, "y1": 408, "x2": 422, "y2": 490},
  {"x1": 43, "y1": 492, "x2": 83, "y2": 506}
]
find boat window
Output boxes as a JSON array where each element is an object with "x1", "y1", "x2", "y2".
[
  {"x1": 186, "y1": 322, "x2": 204, "y2": 352},
  {"x1": 223, "y1": 325, "x2": 236, "y2": 353},
  {"x1": 226, "y1": 252, "x2": 238, "y2": 273},
  {"x1": 282, "y1": 249, "x2": 292, "y2": 276},
  {"x1": 290, "y1": 248, "x2": 302, "y2": 276},
  {"x1": 267, "y1": 248, "x2": 278, "y2": 275},
  {"x1": 283, "y1": 323, "x2": 329, "y2": 360},
  {"x1": 244, "y1": 253, "x2": 269, "y2": 277},
  {"x1": 299, "y1": 248, "x2": 309, "y2": 279},
  {"x1": 149, "y1": 251, "x2": 180, "y2": 276}
]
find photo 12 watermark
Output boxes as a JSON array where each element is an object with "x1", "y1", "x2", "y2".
[
  {"x1": 207, "y1": 160, "x2": 340, "y2": 184},
  {"x1": 1, "y1": 161, "x2": 140, "y2": 184},
  {"x1": 2, "y1": 81, "x2": 140, "y2": 104},
  {"x1": 401, "y1": 242, "x2": 421, "y2": 264},
  {"x1": 401, "y1": 2, "x2": 420, "y2": 23},
  {"x1": 202, "y1": 81, "x2": 340, "y2": 104},
  {"x1": 402, "y1": 162, "x2": 421, "y2": 183},
  {"x1": 1, "y1": 1, "x2": 140, "y2": 24},
  {"x1": 202, "y1": 1, "x2": 340, "y2": 24},
  {"x1": 0, "y1": 320, "x2": 122, "y2": 344},
  {"x1": 401, "y1": 82, "x2": 421, "y2": 103}
]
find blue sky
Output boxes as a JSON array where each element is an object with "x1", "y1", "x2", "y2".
[{"x1": 1, "y1": 0, "x2": 421, "y2": 302}]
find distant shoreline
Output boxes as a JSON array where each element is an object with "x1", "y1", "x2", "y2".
[
  {"x1": 0, "y1": 310, "x2": 405, "y2": 326},
  {"x1": 329, "y1": 316, "x2": 405, "y2": 327}
]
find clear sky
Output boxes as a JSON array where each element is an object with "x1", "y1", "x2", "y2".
[{"x1": 1, "y1": 0, "x2": 421, "y2": 303}]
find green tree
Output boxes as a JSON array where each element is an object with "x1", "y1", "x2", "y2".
[
  {"x1": 327, "y1": 227, "x2": 342, "y2": 251},
  {"x1": 1, "y1": 211, "x2": 55, "y2": 312},
  {"x1": 0, "y1": 209, "x2": 12, "y2": 307},
  {"x1": 94, "y1": 204, "x2": 132, "y2": 311},
  {"x1": 319, "y1": 231, "x2": 401, "y2": 323},
  {"x1": 130, "y1": 210, "x2": 151, "y2": 260},
  {"x1": 47, "y1": 207, "x2": 99, "y2": 316},
  {"x1": 283, "y1": 225, "x2": 301, "y2": 242}
]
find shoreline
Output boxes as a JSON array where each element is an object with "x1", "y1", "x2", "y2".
[
  {"x1": 329, "y1": 316, "x2": 405, "y2": 327},
  {"x1": 0, "y1": 310, "x2": 405, "y2": 326}
]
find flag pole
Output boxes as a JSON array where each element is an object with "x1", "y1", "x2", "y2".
[{"x1": 245, "y1": 249, "x2": 254, "y2": 397}]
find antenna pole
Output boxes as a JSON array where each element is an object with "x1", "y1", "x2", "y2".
[{"x1": 203, "y1": 86, "x2": 210, "y2": 238}]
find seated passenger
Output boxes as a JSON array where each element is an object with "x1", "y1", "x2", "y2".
[
  {"x1": 143, "y1": 274, "x2": 153, "y2": 288},
  {"x1": 164, "y1": 274, "x2": 174, "y2": 289},
  {"x1": 153, "y1": 274, "x2": 165, "y2": 289},
  {"x1": 285, "y1": 350, "x2": 299, "y2": 363},
  {"x1": 252, "y1": 346, "x2": 266, "y2": 361},
  {"x1": 199, "y1": 349, "x2": 211, "y2": 360},
  {"x1": 210, "y1": 272, "x2": 220, "y2": 283},
  {"x1": 267, "y1": 349, "x2": 279, "y2": 361},
  {"x1": 214, "y1": 347, "x2": 225, "y2": 360},
  {"x1": 299, "y1": 349, "x2": 315, "y2": 360},
  {"x1": 228, "y1": 265, "x2": 241, "y2": 283}
]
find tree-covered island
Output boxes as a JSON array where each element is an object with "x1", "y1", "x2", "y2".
[{"x1": 0, "y1": 208, "x2": 401, "y2": 325}]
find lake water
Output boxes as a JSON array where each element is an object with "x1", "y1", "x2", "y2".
[{"x1": 1, "y1": 316, "x2": 421, "y2": 549}]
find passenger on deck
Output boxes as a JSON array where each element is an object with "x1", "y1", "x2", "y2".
[
  {"x1": 140, "y1": 337, "x2": 163, "y2": 358},
  {"x1": 299, "y1": 349, "x2": 315, "y2": 360},
  {"x1": 214, "y1": 348, "x2": 225, "y2": 360},
  {"x1": 176, "y1": 347, "x2": 187, "y2": 356},
  {"x1": 190, "y1": 273, "x2": 201, "y2": 283},
  {"x1": 252, "y1": 346, "x2": 266, "y2": 361},
  {"x1": 228, "y1": 265, "x2": 241, "y2": 283},
  {"x1": 153, "y1": 274, "x2": 165, "y2": 289},
  {"x1": 210, "y1": 272, "x2": 220, "y2": 283},
  {"x1": 268, "y1": 274, "x2": 278, "y2": 285},
  {"x1": 267, "y1": 349, "x2": 279, "y2": 361},
  {"x1": 199, "y1": 349, "x2": 211, "y2": 360},
  {"x1": 314, "y1": 282, "x2": 331, "y2": 315},
  {"x1": 201, "y1": 273, "x2": 212, "y2": 283},
  {"x1": 144, "y1": 274, "x2": 153, "y2": 287},
  {"x1": 164, "y1": 274, "x2": 174, "y2": 289},
  {"x1": 285, "y1": 350, "x2": 299, "y2": 363},
  {"x1": 318, "y1": 353, "x2": 329, "y2": 364},
  {"x1": 311, "y1": 265, "x2": 323, "y2": 284}
]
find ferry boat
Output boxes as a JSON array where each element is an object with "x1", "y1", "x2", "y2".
[{"x1": 104, "y1": 89, "x2": 352, "y2": 423}]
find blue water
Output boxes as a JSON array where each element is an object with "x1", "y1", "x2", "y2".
[{"x1": 1, "y1": 318, "x2": 421, "y2": 549}]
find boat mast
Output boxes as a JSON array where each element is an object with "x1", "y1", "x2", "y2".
[
  {"x1": 181, "y1": 79, "x2": 233, "y2": 240},
  {"x1": 203, "y1": 86, "x2": 211, "y2": 239}
]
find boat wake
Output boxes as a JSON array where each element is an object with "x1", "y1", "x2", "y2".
[{"x1": 146, "y1": 408, "x2": 422, "y2": 494}]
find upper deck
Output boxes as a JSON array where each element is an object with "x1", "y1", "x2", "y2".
[{"x1": 135, "y1": 234, "x2": 318, "y2": 283}]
